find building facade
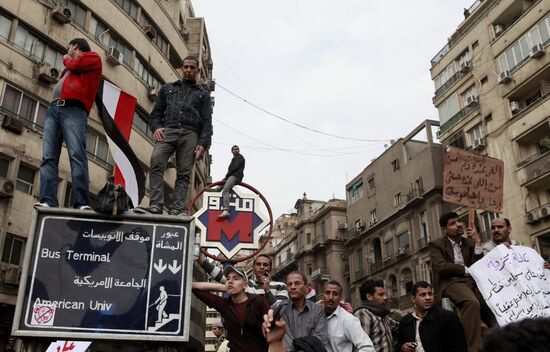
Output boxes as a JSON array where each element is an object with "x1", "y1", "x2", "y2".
[
  {"x1": 430, "y1": 0, "x2": 550, "y2": 255},
  {"x1": 0, "y1": 0, "x2": 213, "y2": 350},
  {"x1": 344, "y1": 120, "x2": 448, "y2": 310}
]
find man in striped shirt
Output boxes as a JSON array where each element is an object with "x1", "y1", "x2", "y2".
[{"x1": 198, "y1": 253, "x2": 288, "y2": 305}]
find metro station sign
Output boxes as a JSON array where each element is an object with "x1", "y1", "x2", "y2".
[{"x1": 194, "y1": 187, "x2": 269, "y2": 259}]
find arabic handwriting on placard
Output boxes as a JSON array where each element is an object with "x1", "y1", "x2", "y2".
[{"x1": 57, "y1": 341, "x2": 75, "y2": 352}]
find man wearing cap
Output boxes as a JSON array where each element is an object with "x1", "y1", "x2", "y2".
[
  {"x1": 212, "y1": 320, "x2": 229, "y2": 352},
  {"x1": 197, "y1": 253, "x2": 288, "y2": 305},
  {"x1": 192, "y1": 264, "x2": 269, "y2": 352}
]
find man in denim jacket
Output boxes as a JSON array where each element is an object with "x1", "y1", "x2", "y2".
[{"x1": 136, "y1": 56, "x2": 212, "y2": 215}]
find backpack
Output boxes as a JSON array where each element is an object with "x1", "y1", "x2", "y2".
[{"x1": 94, "y1": 182, "x2": 132, "y2": 215}]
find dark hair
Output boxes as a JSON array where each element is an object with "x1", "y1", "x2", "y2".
[
  {"x1": 69, "y1": 38, "x2": 91, "y2": 52},
  {"x1": 493, "y1": 217, "x2": 511, "y2": 227},
  {"x1": 183, "y1": 55, "x2": 199, "y2": 66},
  {"x1": 359, "y1": 279, "x2": 384, "y2": 300},
  {"x1": 410, "y1": 281, "x2": 431, "y2": 296},
  {"x1": 253, "y1": 254, "x2": 272, "y2": 266},
  {"x1": 287, "y1": 271, "x2": 308, "y2": 285},
  {"x1": 439, "y1": 212, "x2": 459, "y2": 228},
  {"x1": 324, "y1": 280, "x2": 343, "y2": 294},
  {"x1": 482, "y1": 318, "x2": 550, "y2": 352},
  {"x1": 232, "y1": 145, "x2": 239, "y2": 150}
]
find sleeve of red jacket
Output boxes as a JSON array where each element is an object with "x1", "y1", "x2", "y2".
[{"x1": 63, "y1": 52, "x2": 102, "y2": 73}]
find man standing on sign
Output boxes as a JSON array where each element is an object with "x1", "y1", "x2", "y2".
[
  {"x1": 135, "y1": 56, "x2": 212, "y2": 216},
  {"x1": 35, "y1": 38, "x2": 102, "y2": 210},
  {"x1": 218, "y1": 145, "x2": 245, "y2": 219}
]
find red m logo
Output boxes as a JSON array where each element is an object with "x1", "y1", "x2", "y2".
[{"x1": 207, "y1": 211, "x2": 253, "y2": 243}]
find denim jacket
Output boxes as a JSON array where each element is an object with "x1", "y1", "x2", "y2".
[{"x1": 149, "y1": 80, "x2": 212, "y2": 148}]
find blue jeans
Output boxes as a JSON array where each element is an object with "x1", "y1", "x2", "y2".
[{"x1": 39, "y1": 104, "x2": 89, "y2": 207}]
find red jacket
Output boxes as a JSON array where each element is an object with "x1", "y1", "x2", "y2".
[{"x1": 60, "y1": 51, "x2": 102, "y2": 114}]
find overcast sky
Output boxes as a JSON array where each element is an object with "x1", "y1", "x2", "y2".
[{"x1": 191, "y1": 0, "x2": 474, "y2": 217}]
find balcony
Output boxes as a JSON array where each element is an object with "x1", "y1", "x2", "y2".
[
  {"x1": 417, "y1": 237, "x2": 429, "y2": 249},
  {"x1": 440, "y1": 102, "x2": 479, "y2": 134},
  {"x1": 383, "y1": 255, "x2": 396, "y2": 266},
  {"x1": 521, "y1": 151, "x2": 550, "y2": 188},
  {"x1": 370, "y1": 261, "x2": 383, "y2": 273},
  {"x1": 433, "y1": 71, "x2": 463, "y2": 101}
]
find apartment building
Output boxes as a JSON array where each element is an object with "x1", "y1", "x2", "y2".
[
  {"x1": 345, "y1": 121, "x2": 447, "y2": 310},
  {"x1": 430, "y1": 0, "x2": 550, "y2": 256},
  {"x1": 0, "y1": 0, "x2": 213, "y2": 350}
]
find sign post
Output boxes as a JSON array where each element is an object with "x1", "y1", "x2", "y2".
[{"x1": 12, "y1": 208, "x2": 193, "y2": 342}]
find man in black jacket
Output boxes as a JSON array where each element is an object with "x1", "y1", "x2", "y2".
[
  {"x1": 397, "y1": 281, "x2": 466, "y2": 352},
  {"x1": 218, "y1": 145, "x2": 245, "y2": 219},
  {"x1": 135, "y1": 56, "x2": 212, "y2": 216}
]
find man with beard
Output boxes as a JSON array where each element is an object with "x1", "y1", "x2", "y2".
[
  {"x1": 323, "y1": 280, "x2": 373, "y2": 352},
  {"x1": 397, "y1": 281, "x2": 466, "y2": 352},
  {"x1": 353, "y1": 279, "x2": 398, "y2": 352}
]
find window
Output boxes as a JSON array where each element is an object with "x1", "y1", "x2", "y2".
[
  {"x1": 86, "y1": 131, "x2": 114, "y2": 167},
  {"x1": 433, "y1": 62, "x2": 456, "y2": 90},
  {"x1": 420, "y1": 211, "x2": 428, "y2": 240},
  {"x1": 438, "y1": 93, "x2": 460, "y2": 125},
  {"x1": 348, "y1": 178, "x2": 364, "y2": 204},
  {"x1": 1, "y1": 234, "x2": 24, "y2": 265},
  {"x1": 133, "y1": 108, "x2": 153, "y2": 139},
  {"x1": 385, "y1": 239, "x2": 394, "y2": 257},
  {"x1": 320, "y1": 221, "x2": 326, "y2": 240},
  {"x1": 498, "y1": 14, "x2": 550, "y2": 73},
  {"x1": 391, "y1": 158, "x2": 400, "y2": 171},
  {"x1": 367, "y1": 177, "x2": 375, "y2": 191},
  {"x1": 467, "y1": 123, "x2": 484, "y2": 146},
  {"x1": 356, "y1": 248, "x2": 363, "y2": 270},
  {"x1": 307, "y1": 263, "x2": 312, "y2": 275},
  {"x1": 133, "y1": 56, "x2": 162, "y2": 88},
  {"x1": 0, "y1": 155, "x2": 9, "y2": 177},
  {"x1": 64, "y1": 0, "x2": 87, "y2": 27},
  {"x1": 462, "y1": 85, "x2": 477, "y2": 103},
  {"x1": 139, "y1": 12, "x2": 169, "y2": 56},
  {"x1": 537, "y1": 136, "x2": 550, "y2": 155},
  {"x1": 480, "y1": 212, "x2": 500, "y2": 242},
  {"x1": 457, "y1": 49, "x2": 471, "y2": 67},
  {"x1": 114, "y1": 0, "x2": 138, "y2": 20},
  {"x1": 1, "y1": 85, "x2": 48, "y2": 128},
  {"x1": 14, "y1": 25, "x2": 64, "y2": 70},
  {"x1": 306, "y1": 233, "x2": 311, "y2": 245},
  {"x1": 398, "y1": 232, "x2": 410, "y2": 249},
  {"x1": 370, "y1": 209, "x2": 378, "y2": 224},
  {"x1": 89, "y1": 16, "x2": 133, "y2": 66},
  {"x1": 15, "y1": 164, "x2": 35, "y2": 194},
  {"x1": 393, "y1": 193, "x2": 402, "y2": 207},
  {"x1": 0, "y1": 13, "x2": 12, "y2": 40}
]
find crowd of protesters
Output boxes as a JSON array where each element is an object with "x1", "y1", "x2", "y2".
[{"x1": 193, "y1": 212, "x2": 550, "y2": 352}]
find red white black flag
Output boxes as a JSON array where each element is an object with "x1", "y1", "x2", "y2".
[{"x1": 95, "y1": 80, "x2": 145, "y2": 207}]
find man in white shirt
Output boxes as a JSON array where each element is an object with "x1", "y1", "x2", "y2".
[{"x1": 323, "y1": 280, "x2": 374, "y2": 352}]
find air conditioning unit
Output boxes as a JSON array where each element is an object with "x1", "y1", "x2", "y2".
[
  {"x1": 0, "y1": 177, "x2": 15, "y2": 198},
  {"x1": 3, "y1": 266, "x2": 20, "y2": 285},
  {"x1": 529, "y1": 43, "x2": 545, "y2": 59},
  {"x1": 397, "y1": 248, "x2": 407, "y2": 256},
  {"x1": 465, "y1": 95, "x2": 478, "y2": 107},
  {"x1": 472, "y1": 137, "x2": 486, "y2": 151},
  {"x1": 147, "y1": 85, "x2": 158, "y2": 102},
  {"x1": 510, "y1": 100, "x2": 522, "y2": 114},
  {"x1": 1, "y1": 115, "x2": 23, "y2": 134},
  {"x1": 51, "y1": 3, "x2": 71, "y2": 24},
  {"x1": 460, "y1": 60, "x2": 472, "y2": 73},
  {"x1": 106, "y1": 46, "x2": 123, "y2": 66},
  {"x1": 494, "y1": 24, "x2": 505, "y2": 36},
  {"x1": 143, "y1": 25, "x2": 157, "y2": 39},
  {"x1": 36, "y1": 63, "x2": 59, "y2": 84},
  {"x1": 339, "y1": 223, "x2": 348, "y2": 229},
  {"x1": 435, "y1": 130, "x2": 441, "y2": 138},
  {"x1": 525, "y1": 210, "x2": 540, "y2": 224},
  {"x1": 539, "y1": 206, "x2": 550, "y2": 219},
  {"x1": 498, "y1": 70, "x2": 512, "y2": 84}
]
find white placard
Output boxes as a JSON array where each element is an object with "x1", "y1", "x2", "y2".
[
  {"x1": 469, "y1": 244, "x2": 550, "y2": 326},
  {"x1": 45, "y1": 341, "x2": 91, "y2": 352}
]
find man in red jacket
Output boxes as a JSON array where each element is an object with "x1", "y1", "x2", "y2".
[{"x1": 35, "y1": 38, "x2": 102, "y2": 209}]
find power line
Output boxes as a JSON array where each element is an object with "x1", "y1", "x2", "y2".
[{"x1": 216, "y1": 83, "x2": 390, "y2": 142}]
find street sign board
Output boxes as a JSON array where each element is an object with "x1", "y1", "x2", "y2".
[{"x1": 12, "y1": 208, "x2": 193, "y2": 342}]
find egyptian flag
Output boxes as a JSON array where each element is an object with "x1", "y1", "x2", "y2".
[{"x1": 95, "y1": 79, "x2": 145, "y2": 207}]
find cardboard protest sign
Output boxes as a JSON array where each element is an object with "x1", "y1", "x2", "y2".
[
  {"x1": 469, "y1": 244, "x2": 550, "y2": 326},
  {"x1": 443, "y1": 146, "x2": 504, "y2": 212},
  {"x1": 45, "y1": 341, "x2": 91, "y2": 352}
]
